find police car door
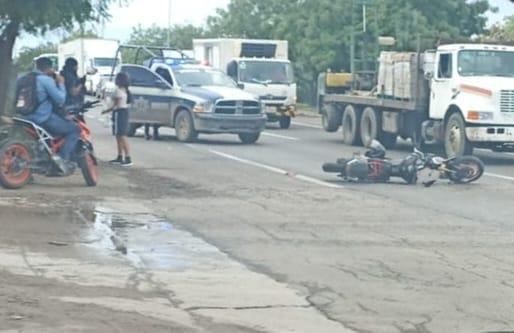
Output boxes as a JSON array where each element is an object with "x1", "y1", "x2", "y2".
[{"x1": 120, "y1": 65, "x2": 175, "y2": 126}]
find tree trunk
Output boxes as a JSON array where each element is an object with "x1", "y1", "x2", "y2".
[{"x1": 0, "y1": 20, "x2": 20, "y2": 119}]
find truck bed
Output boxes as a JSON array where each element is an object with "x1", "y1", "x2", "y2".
[{"x1": 322, "y1": 93, "x2": 419, "y2": 112}]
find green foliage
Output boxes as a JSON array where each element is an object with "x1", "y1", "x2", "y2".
[
  {"x1": 15, "y1": 42, "x2": 57, "y2": 72},
  {"x1": 128, "y1": 24, "x2": 208, "y2": 49},
  {"x1": 62, "y1": 29, "x2": 100, "y2": 43},
  {"x1": 0, "y1": 0, "x2": 116, "y2": 115},
  {"x1": 483, "y1": 16, "x2": 514, "y2": 42},
  {"x1": 0, "y1": 0, "x2": 111, "y2": 34},
  {"x1": 207, "y1": 0, "x2": 492, "y2": 103}
]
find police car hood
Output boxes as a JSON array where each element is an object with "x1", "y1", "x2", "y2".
[{"x1": 181, "y1": 85, "x2": 258, "y2": 102}]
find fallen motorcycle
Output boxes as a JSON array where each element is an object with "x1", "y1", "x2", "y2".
[
  {"x1": 322, "y1": 140, "x2": 484, "y2": 186},
  {"x1": 0, "y1": 101, "x2": 99, "y2": 189}
]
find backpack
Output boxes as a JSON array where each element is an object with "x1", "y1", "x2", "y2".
[{"x1": 14, "y1": 73, "x2": 40, "y2": 116}]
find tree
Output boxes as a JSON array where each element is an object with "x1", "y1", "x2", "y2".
[
  {"x1": 483, "y1": 16, "x2": 514, "y2": 42},
  {"x1": 128, "y1": 24, "x2": 208, "y2": 50},
  {"x1": 207, "y1": 0, "x2": 493, "y2": 104},
  {"x1": 0, "y1": 0, "x2": 115, "y2": 116},
  {"x1": 15, "y1": 43, "x2": 58, "y2": 72}
]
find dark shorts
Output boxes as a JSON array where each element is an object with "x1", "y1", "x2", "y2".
[{"x1": 112, "y1": 108, "x2": 129, "y2": 136}]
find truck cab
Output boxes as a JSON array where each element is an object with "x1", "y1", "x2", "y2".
[
  {"x1": 226, "y1": 58, "x2": 296, "y2": 128},
  {"x1": 194, "y1": 39, "x2": 297, "y2": 129},
  {"x1": 425, "y1": 44, "x2": 514, "y2": 155}
]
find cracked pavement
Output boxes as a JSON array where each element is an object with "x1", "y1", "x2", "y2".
[{"x1": 2, "y1": 110, "x2": 514, "y2": 332}]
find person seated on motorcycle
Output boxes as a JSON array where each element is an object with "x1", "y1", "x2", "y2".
[
  {"x1": 26, "y1": 57, "x2": 79, "y2": 174},
  {"x1": 60, "y1": 57, "x2": 86, "y2": 106}
]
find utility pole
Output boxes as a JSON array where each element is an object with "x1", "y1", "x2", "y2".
[{"x1": 167, "y1": 0, "x2": 172, "y2": 47}]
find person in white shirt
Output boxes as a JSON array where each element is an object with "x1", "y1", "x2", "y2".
[{"x1": 102, "y1": 72, "x2": 133, "y2": 166}]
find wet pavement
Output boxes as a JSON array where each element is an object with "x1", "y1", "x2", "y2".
[{"x1": 0, "y1": 197, "x2": 352, "y2": 333}]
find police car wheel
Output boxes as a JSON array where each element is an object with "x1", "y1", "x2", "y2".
[{"x1": 176, "y1": 110, "x2": 198, "y2": 142}]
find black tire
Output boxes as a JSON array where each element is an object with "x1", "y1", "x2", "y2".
[
  {"x1": 360, "y1": 107, "x2": 379, "y2": 147},
  {"x1": 342, "y1": 105, "x2": 362, "y2": 146},
  {"x1": 239, "y1": 132, "x2": 261, "y2": 144},
  {"x1": 127, "y1": 124, "x2": 139, "y2": 137},
  {"x1": 447, "y1": 156, "x2": 484, "y2": 184},
  {"x1": 322, "y1": 104, "x2": 342, "y2": 132},
  {"x1": 322, "y1": 162, "x2": 345, "y2": 174},
  {"x1": 279, "y1": 116, "x2": 292, "y2": 129},
  {"x1": 175, "y1": 110, "x2": 198, "y2": 142},
  {"x1": 77, "y1": 151, "x2": 98, "y2": 187},
  {"x1": 444, "y1": 112, "x2": 473, "y2": 158},
  {"x1": 0, "y1": 140, "x2": 33, "y2": 189}
]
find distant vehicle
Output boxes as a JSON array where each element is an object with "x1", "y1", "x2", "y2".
[
  {"x1": 103, "y1": 45, "x2": 267, "y2": 144},
  {"x1": 193, "y1": 38, "x2": 297, "y2": 129},
  {"x1": 318, "y1": 43, "x2": 514, "y2": 157},
  {"x1": 58, "y1": 38, "x2": 120, "y2": 95},
  {"x1": 33, "y1": 53, "x2": 59, "y2": 71}
]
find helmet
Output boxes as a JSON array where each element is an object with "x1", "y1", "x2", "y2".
[{"x1": 365, "y1": 140, "x2": 386, "y2": 159}]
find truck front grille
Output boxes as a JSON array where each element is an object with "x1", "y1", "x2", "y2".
[
  {"x1": 259, "y1": 96, "x2": 287, "y2": 101},
  {"x1": 214, "y1": 100, "x2": 261, "y2": 115},
  {"x1": 500, "y1": 90, "x2": 514, "y2": 112}
]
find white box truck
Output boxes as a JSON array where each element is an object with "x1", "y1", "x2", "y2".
[
  {"x1": 318, "y1": 43, "x2": 514, "y2": 157},
  {"x1": 58, "y1": 38, "x2": 120, "y2": 95},
  {"x1": 193, "y1": 38, "x2": 297, "y2": 129}
]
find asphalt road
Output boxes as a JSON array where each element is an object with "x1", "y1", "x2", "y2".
[{"x1": 3, "y1": 108, "x2": 514, "y2": 332}]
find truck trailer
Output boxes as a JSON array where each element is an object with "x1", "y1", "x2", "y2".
[
  {"x1": 193, "y1": 38, "x2": 297, "y2": 129},
  {"x1": 318, "y1": 43, "x2": 514, "y2": 157}
]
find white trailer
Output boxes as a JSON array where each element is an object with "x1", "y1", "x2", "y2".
[
  {"x1": 318, "y1": 43, "x2": 514, "y2": 157},
  {"x1": 193, "y1": 38, "x2": 297, "y2": 129},
  {"x1": 58, "y1": 38, "x2": 120, "y2": 94}
]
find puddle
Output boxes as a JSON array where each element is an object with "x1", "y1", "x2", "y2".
[{"x1": 84, "y1": 206, "x2": 209, "y2": 271}]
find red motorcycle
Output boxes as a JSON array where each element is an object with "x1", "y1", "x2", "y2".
[{"x1": 0, "y1": 101, "x2": 99, "y2": 189}]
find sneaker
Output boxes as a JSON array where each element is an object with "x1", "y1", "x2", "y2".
[
  {"x1": 121, "y1": 157, "x2": 133, "y2": 167},
  {"x1": 109, "y1": 156, "x2": 123, "y2": 164}
]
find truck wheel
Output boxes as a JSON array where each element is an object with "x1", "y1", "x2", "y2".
[
  {"x1": 239, "y1": 132, "x2": 260, "y2": 144},
  {"x1": 444, "y1": 112, "x2": 473, "y2": 157},
  {"x1": 127, "y1": 124, "x2": 139, "y2": 137},
  {"x1": 279, "y1": 116, "x2": 291, "y2": 129},
  {"x1": 322, "y1": 104, "x2": 341, "y2": 132},
  {"x1": 360, "y1": 107, "x2": 379, "y2": 147},
  {"x1": 175, "y1": 110, "x2": 198, "y2": 142},
  {"x1": 342, "y1": 105, "x2": 362, "y2": 146}
]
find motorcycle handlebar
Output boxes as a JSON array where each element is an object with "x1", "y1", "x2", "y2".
[{"x1": 66, "y1": 100, "x2": 100, "y2": 115}]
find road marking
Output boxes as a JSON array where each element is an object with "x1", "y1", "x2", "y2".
[
  {"x1": 292, "y1": 121, "x2": 323, "y2": 129},
  {"x1": 485, "y1": 172, "x2": 514, "y2": 181},
  {"x1": 209, "y1": 150, "x2": 343, "y2": 189},
  {"x1": 262, "y1": 132, "x2": 300, "y2": 141},
  {"x1": 294, "y1": 174, "x2": 343, "y2": 188}
]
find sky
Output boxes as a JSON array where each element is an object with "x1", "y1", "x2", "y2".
[{"x1": 14, "y1": 0, "x2": 514, "y2": 53}]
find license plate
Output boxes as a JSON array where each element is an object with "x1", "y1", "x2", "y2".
[{"x1": 265, "y1": 106, "x2": 277, "y2": 113}]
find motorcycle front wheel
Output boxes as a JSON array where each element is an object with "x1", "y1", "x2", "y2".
[
  {"x1": 77, "y1": 150, "x2": 98, "y2": 187},
  {"x1": 446, "y1": 156, "x2": 484, "y2": 184},
  {"x1": 0, "y1": 140, "x2": 33, "y2": 189}
]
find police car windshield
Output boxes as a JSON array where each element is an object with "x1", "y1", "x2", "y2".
[{"x1": 174, "y1": 69, "x2": 236, "y2": 87}]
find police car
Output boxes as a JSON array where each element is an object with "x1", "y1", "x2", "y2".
[{"x1": 104, "y1": 53, "x2": 267, "y2": 144}]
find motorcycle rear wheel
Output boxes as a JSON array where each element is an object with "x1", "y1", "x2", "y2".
[
  {"x1": 0, "y1": 140, "x2": 33, "y2": 189},
  {"x1": 77, "y1": 151, "x2": 98, "y2": 187},
  {"x1": 446, "y1": 156, "x2": 484, "y2": 184}
]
